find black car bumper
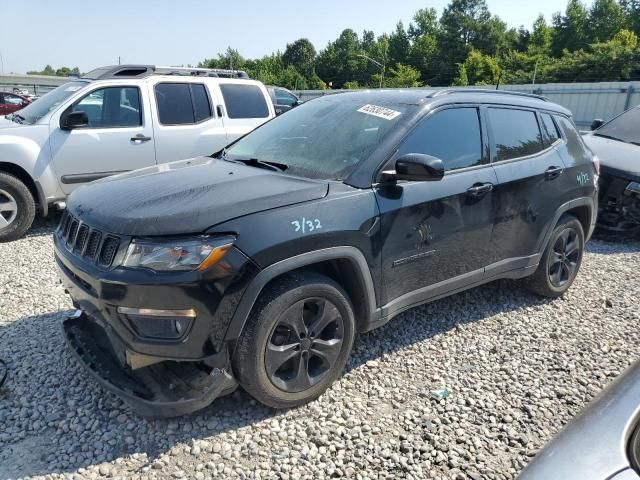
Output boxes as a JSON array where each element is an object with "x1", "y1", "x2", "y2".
[
  {"x1": 54, "y1": 231, "x2": 258, "y2": 416},
  {"x1": 64, "y1": 312, "x2": 237, "y2": 417}
]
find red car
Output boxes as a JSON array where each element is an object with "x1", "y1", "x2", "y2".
[{"x1": 0, "y1": 92, "x2": 31, "y2": 115}]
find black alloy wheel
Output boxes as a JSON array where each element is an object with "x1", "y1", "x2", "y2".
[
  {"x1": 548, "y1": 227, "x2": 580, "y2": 288},
  {"x1": 265, "y1": 297, "x2": 344, "y2": 393}
]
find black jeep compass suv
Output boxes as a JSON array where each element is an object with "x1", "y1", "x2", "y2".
[{"x1": 55, "y1": 89, "x2": 598, "y2": 417}]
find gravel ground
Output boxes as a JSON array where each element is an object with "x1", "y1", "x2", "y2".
[{"x1": 0, "y1": 215, "x2": 639, "y2": 480}]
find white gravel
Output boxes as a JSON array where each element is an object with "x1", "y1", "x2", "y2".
[{"x1": 1, "y1": 215, "x2": 639, "y2": 480}]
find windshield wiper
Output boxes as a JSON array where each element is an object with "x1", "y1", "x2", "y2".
[
  {"x1": 227, "y1": 156, "x2": 288, "y2": 173},
  {"x1": 594, "y1": 132, "x2": 624, "y2": 142}
]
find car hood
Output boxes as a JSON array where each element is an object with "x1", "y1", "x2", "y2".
[
  {"x1": 67, "y1": 156, "x2": 329, "y2": 236},
  {"x1": 583, "y1": 133, "x2": 640, "y2": 180}
]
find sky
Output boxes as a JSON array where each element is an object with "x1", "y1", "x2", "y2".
[{"x1": 0, "y1": 0, "x2": 593, "y2": 75}]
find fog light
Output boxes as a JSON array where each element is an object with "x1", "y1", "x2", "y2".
[{"x1": 117, "y1": 307, "x2": 195, "y2": 340}]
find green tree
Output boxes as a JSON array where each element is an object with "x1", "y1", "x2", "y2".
[
  {"x1": 282, "y1": 38, "x2": 317, "y2": 78},
  {"x1": 388, "y1": 22, "x2": 410, "y2": 65},
  {"x1": 529, "y1": 14, "x2": 553, "y2": 55},
  {"x1": 409, "y1": 8, "x2": 439, "y2": 39},
  {"x1": 552, "y1": 0, "x2": 589, "y2": 55},
  {"x1": 587, "y1": 0, "x2": 626, "y2": 43},
  {"x1": 374, "y1": 63, "x2": 422, "y2": 88},
  {"x1": 621, "y1": 0, "x2": 640, "y2": 36},
  {"x1": 459, "y1": 49, "x2": 501, "y2": 85},
  {"x1": 316, "y1": 29, "x2": 365, "y2": 88}
]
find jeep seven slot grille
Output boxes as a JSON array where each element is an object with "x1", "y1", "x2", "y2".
[{"x1": 58, "y1": 212, "x2": 121, "y2": 268}]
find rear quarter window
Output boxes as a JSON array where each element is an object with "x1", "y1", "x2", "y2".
[
  {"x1": 488, "y1": 108, "x2": 544, "y2": 161},
  {"x1": 219, "y1": 84, "x2": 270, "y2": 119},
  {"x1": 555, "y1": 115, "x2": 591, "y2": 161}
]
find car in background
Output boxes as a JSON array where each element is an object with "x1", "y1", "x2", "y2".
[
  {"x1": 0, "y1": 64, "x2": 275, "y2": 242},
  {"x1": 0, "y1": 92, "x2": 31, "y2": 115},
  {"x1": 519, "y1": 358, "x2": 640, "y2": 479},
  {"x1": 266, "y1": 85, "x2": 301, "y2": 114},
  {"x1": 582, "y1": 105, "x2": 640, "y2": 239}
]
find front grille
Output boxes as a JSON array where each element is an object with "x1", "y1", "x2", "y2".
[{"x1": 58, "y1": 212, "x2": 121, "y2": 268}]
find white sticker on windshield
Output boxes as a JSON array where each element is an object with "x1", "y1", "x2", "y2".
[
  {"x1": 64, "y1": 86, "x2": 83, "y2": 92},
  {"x1": 357, "y1": 104, "x2": 401, "y2": 120}
]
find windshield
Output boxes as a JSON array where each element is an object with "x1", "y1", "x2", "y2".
[
  {"x1": 12, "y1": 81, "x2": 89, "y2": 124},
  {"x1": 224, "y1": 97, "x2": 414, "y2": 180},
  {"x1": 595, "y1": 107, "x2": 640, "y2": 145}
]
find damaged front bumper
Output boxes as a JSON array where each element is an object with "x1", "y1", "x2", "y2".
[
  {"x1": 63, "y1": 311, "x2": 237, "y2": 417},
  {"x1": 597, "y1": 172, "x2": 640, "y2": 239}
]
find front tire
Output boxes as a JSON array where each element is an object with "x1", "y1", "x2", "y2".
[
  {"x1": 525, "y1": 214, "x2": 585, "y2": 298},
  {"x1": 233, "y1": 273, "x2": 355, "y2": 409},
  {"x1": 0, "y1": 172, "x2": 36, "y2": 243}
]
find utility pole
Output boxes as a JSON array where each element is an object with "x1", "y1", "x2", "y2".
[
  {"x1": 357, "y1": 54, "x2": 385, "y2": 88},
  {"x1": 532, "y1": 59, "x2": 539, "y2": 86},
  {"x1": 118, "y1": 56, "x2": 121, "y2": 65}
]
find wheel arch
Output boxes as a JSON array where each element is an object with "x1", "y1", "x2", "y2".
[
  {"x1": 0, "y1": 162, "x2": 46, "y2": 215},
  {"x1": 225, "y1": 247, "x2": 378, "y2": 343},
  {"x1": 536, "y1": 196, "x2": 596, "y2": 255}
]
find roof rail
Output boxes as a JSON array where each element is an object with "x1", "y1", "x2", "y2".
[
  {"x1": 82, "y1": 65, "x2": 250, "y2": 81},
  {"x1": 429, "y1": 88, "x2": 548, "y2": 102}
]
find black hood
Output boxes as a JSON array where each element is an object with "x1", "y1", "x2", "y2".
[
  {"x1": 67, "y1": 157, "x2": 329, "y2": 236},
  {"x1": 583, "y1": 134, "x2": 640, "y2": 181}
]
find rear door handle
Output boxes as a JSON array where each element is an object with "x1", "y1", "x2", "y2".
[
  {"x1": 545, "y1": 165, "x2": 564, "y2": 180},
  {"x1": 467, "y1": 182, "x2": 493, "y2": 197},
  {"x1": 131, "y1": 134, "x2": 152, "y2": 143}
]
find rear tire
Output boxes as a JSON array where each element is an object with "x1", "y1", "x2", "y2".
[
  {"x1": 0, "y1": 172, "x2": 36, "y2": 243},
  {"x1": 233, "y1": 272, "x2": 355, "y2": 409},
  {"x1": 525, "y1": 214, "x2": 585, "y2": 298}
]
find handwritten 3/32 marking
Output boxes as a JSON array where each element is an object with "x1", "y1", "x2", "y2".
[{"x1": 291, "y1": 217, "x2": 322, "y2": 234}]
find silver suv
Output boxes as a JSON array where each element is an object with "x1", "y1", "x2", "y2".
[{"x1": 0, "y1": 65, "x2": 275, "y2": 241}]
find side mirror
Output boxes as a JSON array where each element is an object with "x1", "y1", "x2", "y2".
[
  {"x1": 61, "y1": 110, "x2": 89, "y2": 130},
  {"x1": 385, "y1": 153, "x2": 445, "y2": 182},
  {"x1": 590, "y1": 118, "x2": 604, "y2": 131}
]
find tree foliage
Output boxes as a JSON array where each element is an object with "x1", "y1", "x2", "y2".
[{"x1": 193, "y1": 0, "x2": 640, "y2": 90}]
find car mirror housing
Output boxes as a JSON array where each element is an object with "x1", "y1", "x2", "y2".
[
  {"x1": 590, "y1": 118, "x2": 604, "y2": 131},
  {"x1": 61, "y1": 110, "x2": 89, "y2": 130},
  {"x1": 386, "y1": 153, "x2": 445, "y2": 182}
]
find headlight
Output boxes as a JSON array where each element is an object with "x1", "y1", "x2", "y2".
[{"x1": 122, "y1": 236, "x2": 235, "y2": 272}]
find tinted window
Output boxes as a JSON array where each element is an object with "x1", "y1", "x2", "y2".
[
  {"x1": 275, "y1": 89, "x2": 298, "y2": 107},
  {"x1": 155, "y1": 83, "x2": 194, "y2": 125},
  {"x1": 155, "y1": 83, "x2": 212, "y2": 125},
  {"x1": 192, "y1": 84, "x2": 212, "y2": 122},
  {"x1": 398, "y1": 108, "x2": 483, "y2": 171},
  {"x1": 73, "y1": 86, "x2": 141, "y2": 128},
  {"x1": 540, "y1": 113, "x2": 560, "y2": 146},
  {"x1": 489, "y1": 108, "x2": 544, "y2": 161},
  {"x1": 220, "y1": 84, "x2": 269, "y2": 119},
  {"x1": 4, "y1": 94, "x2": 23, "y2": 105},
  {"x1": 595, "y1": 107, "x2": 640, "y2": 145},
  {"x1": 555, "y1": 115, "x2": 591, "y2": 160}
]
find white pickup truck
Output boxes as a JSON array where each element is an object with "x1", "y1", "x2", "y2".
[{"x1": 0, "y1": 65, "x2": 276, "y2": 241}]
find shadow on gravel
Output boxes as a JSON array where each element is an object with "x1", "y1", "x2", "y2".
[
  {"x1": 586, "y1": 238, "x2": 640, "y2": 255},
  {"x1": 0, "y1": 274, "x2": 552, "y2": 478}
]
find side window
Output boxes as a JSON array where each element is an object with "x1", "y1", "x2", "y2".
[
  {"x1": 540, "y1": 113, "x2": 560, "y2": 146},
  {"x1": 555, "y1": 115, "x2": 591, "y2": 160},
  {"x1": 5, "y1": 94, "x2": 23, "y2": 105},
  {"x1": 488, "y1": 108, "x2": 544, "y2": 161},
  {"x1": 155, "y1": 83, "x2": 212, "y2": 125},
  {"x1": 275, "y1": 89, "x2": 297, "y2": 107},
  {"x1": 219, "y1": 84, "x2": 269, "y2": 119},
  {"x1": 398, "y1": 108, "x2": 484, "y2": 172},
  {"x1": 73, "y1": 87, "x2": 142, "y2": 128}
]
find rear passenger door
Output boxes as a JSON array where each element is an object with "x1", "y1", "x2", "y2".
[
  {"x1": 487, "y1": 107, "x2": 566, "y2": 270},
  {"x1": 150, "y1": 81, "x2": 227, "y2": 164},
  {"x1": 215, "y1": 82, "x2": 273, "y2": 141}
]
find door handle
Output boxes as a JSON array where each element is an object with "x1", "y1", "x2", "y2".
[
  {"x1": 467, "y1": 182, "x2": 493, "y2": 197},
  {"x1": 545, "y1": 166, "x2": 563, "y2": 180},
  {"x1": 131, "y1": 134, "x2": 152, "y2": 143}
]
